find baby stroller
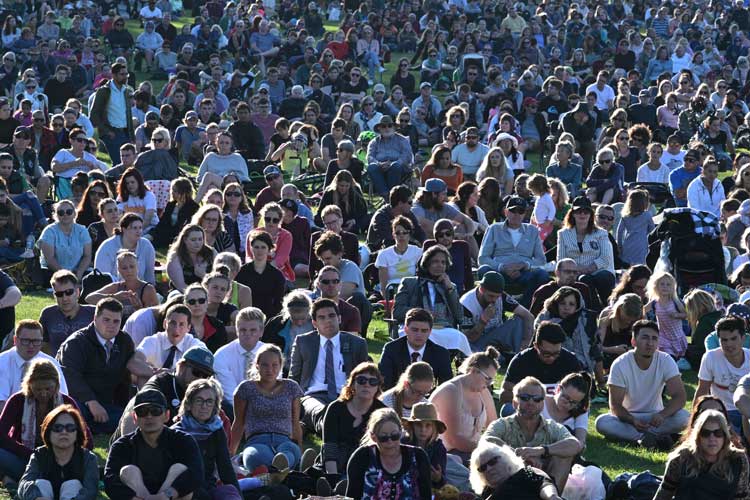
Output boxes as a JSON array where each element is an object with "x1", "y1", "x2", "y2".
[{"x1": 647, "y1": 208, "x2": 726, "y2": 295}]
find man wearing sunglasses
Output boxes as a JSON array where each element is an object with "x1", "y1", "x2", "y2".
[
  {"x1": 668, "y1": 148, "x2": 702, "y2": 207},
  {"x1": 57, "y1": 298, "x2": 135, "y2": 434},
  {"x1": 484, "y1": 375, "x2": 581, "y2": 492},
  {"x1": 0, "y1": 319, "x2": 68, "y2": 413},
  {"x1": 313, "y1": 265, "x2": 362, "y2": 335},
  {"x1": 105, "y1": 388, "x2": 203, "y2": 500},
  {"x1": 478, "y1": 196, "x2": 549, "y2": 308},
  {"x1": 596, "y1": 320, "x2": 688, "y2": 449},
  {"x1": 289, "y1": 298, "x2": 368, "y2": 435},
  {"x1": 366, "y1": 115, "x2": 414, "y2": 198},
  {"x1": 39, "y1": 270, "x2": 95, "y2": 355},
  {"x1": 378, "y1": 307, "x2": 451, "y2": 390}
]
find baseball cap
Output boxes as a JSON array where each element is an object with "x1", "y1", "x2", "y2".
[
  {"x1": 258, "y1": 83, "x2": 271, "y2": 92},
  {"x1": 424, "y1": 178, "x2": 447, "y2": 193},
  {"x1": 182, "y1": 346, "x2": 215, "y2": 375},
  {"x1": 264, "y1": 165, "x2": 282, "y2": 177},
  {"x1": 337, "y1": 139, "x2": 355, "y2": 152},
  {"x1": 505, "y1": 196, "x2": 527, "y2": 210},
  {"x1": 420, "y1": 81, "x2": 432, "y2": 89},
  {"x1": 133, "y1": 388, "x2": 168, "y2": 410},
  {"x1": 479, "y1": 271, "x2": 505, "y2": 293},
  {"x1": 373, "y1": 83, "x2": 386, "y2": 93}
]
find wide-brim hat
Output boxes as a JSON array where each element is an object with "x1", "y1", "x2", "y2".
[
  {"x1": 374, "y1": 115, "x2": 395, "y2": 132},
  {"x1": 402, "y1": 402, "x2": 447, "y2": 434}
]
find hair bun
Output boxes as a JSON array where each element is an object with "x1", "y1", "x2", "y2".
[{"x1": 485, "y1": 346, "x2": 500, "y2": 360}]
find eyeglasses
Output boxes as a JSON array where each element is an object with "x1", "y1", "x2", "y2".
[
  {"x1": 597, "y1": 214, "x2": 615, "y2": 221},
  {"x1": 351, "y1": 73, "x2": 361, "y2": 77},
  {"x1": 264, "y1": 216, "x2": 280, "y2": 223},
  {"x1": 186, "y1": 297, "x2": 207, "y2": 305},
  {"x1": 538, "y1": 348, "x2": 561, "y2": 359},
  {"x1": 478, "y1": 456, "x2": 499, "y2": 473},
  {"x1": 376, "y1": 432, "x2": 402, "y2": 442},
  {"x1": 699, "y1": 428, "x2": 724, "y2": 438},
  {"x1": 476, "y1": 368, "x2": 493, "y2": 386},
  {"x1": 435, "y1": 230, "x2": 453, "y2": 238},
  {"x1": 50, "y1": 423, "x2": 77, "y2": 433},
  {"x1": 355, "y1": 375, "x2": 380, "y2": 386},
  {"x1": 394, "y1": 230, "x2": 410, "y2": 236},
  {"x1": 135, "y1": 406, "x2": 164, "y2": 417},
  {"x1": 559, "y1": 392, "x2": 583, "y2": 408},
  {"x1": 320, "y1": 278, "x2": 340, "y2": 285},
  {"x1": 56, "y1": 209, "x2": 74, "y2": 216},
  {"x1": 53, "y1": 288, "x2": 76, "y2": 297},
  {"x1": 192, "y1": 397, "x2": 216, "y2": 407},
  {"x1": 518, "y1": 393, "x2": 545, "y2": 403},
  {"x1": 17, "y1": 338, "x2": 42, "y2": 346}
]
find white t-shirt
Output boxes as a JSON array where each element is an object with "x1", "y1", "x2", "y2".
[
  {"x1": 637, "y1": 163, "x2": 671, "y2": 184},
  {"x1": 542, "y1": 397, "x2": 589, "y2": 431},
  {"x1": 661, "y1": 150, "x2": 686, "y2": 171},
  {"x1": 533, "y1": 192, "x2": 556, "y2": 224},
  {"x1": 118, "y1": 191, "x2": 159, "y2": 227},
  {"x1": 697, "y1": 347, "x2": 750, "y2": 411},
  {"x1": 507, "y1": 227, "x2": 522, "y2": 247},
  {"x1": 585, "y1": 83, "x2": 615, "y2": 110},
  {"x1": 608, "y1": 350, "x2": 680, "y2": 413},
  {"x1": 51, "y1": 149, "x2": 101, "y2": 178},
  {"x1": 374, "y1": 245, "x2": 423, "y2": 285}
]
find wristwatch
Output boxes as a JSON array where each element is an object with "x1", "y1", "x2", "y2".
[{"x1": 542, "y1": 445, "x2": 550, "y2": 459}]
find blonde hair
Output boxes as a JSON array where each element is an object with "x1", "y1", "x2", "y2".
[
  {"x1": 21, "y1": 359, "x2": 60, "y2": 398},
  {"x1": 622, "y1": 189, "x2": 649, "y2": 217},
  {"x1": 646, "y1": 271, "x2": 678, "y2": 303},
  {"x1": 684, "y1": 289, "x2": 717, "y2": 330},
  {"x1": 391, "y1": 362, "x2": 434, "y2": 418},
  {"x1": 669, "y1": 410, "x2": 742, "y2": 482},
  {"x1": 361, "y1": 407, "x2": 402, "y2": 446},
  {"x1": 179, "y1": 378, "x2": 223, "y2": 418},
  {"x1": 469, "y1": 441, "x2": 524, "y2": 494},
  {"x1": 548, "y1": 178, "x2": 569, "y2": 211}
]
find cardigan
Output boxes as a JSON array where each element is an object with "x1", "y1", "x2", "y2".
[{"x1": 556, "y1": 228, "x2": 615, "y2": 275}]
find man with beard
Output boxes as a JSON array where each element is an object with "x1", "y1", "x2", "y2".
[
  {"x1": 595, "y1": 320, "x2": 689, "y2": 449},
  {"x1": 450, "y1": 126, "x2": 489, "y2": 178},
  {"x1": 365, "y1": 115, "x2": 414, "y2": 198},
  {"x1": 412, "y1": 178, "x2": 477, "y2": 240}
]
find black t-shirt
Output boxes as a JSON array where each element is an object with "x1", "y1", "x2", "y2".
[
  {"x1": 0, "y1": 117, "x2": 20, "y2": 144},
  {"x1": 504, "y1": 347, "x2": 582, "y2": 395}
]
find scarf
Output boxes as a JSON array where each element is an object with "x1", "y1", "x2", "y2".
[
  {"x1": 173, "y1": 413, "x2": 223, "y2": 441},
  {"x1": 21, "y1": 393, "x2": 64, "y2": 450}
]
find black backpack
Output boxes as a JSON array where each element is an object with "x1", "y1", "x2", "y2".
[{"x1": 79, "y1": 269, "x2": 114, "y2": 304}]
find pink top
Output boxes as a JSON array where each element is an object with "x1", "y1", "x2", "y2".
[
  {"x1": 657, "y1": 105, "x2": 679, "y2": 129},
  {"x1": 246, "y1": 227, "x2": 295, "y2": 282}
]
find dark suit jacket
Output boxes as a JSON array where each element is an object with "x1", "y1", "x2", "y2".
[
  {"x1": 289, "y1": 331, "x2": 369, "y2": 392},
  {"x1": 378, "y1": 337, "x2": 453, "y2": 390}
]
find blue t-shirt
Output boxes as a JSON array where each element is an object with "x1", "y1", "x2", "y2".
[
  {"x1": 669, "y1": 166, "x2": 702, "y2": 206},
  {"x1": 39, "y1": 223, "x2": 91, "y2": 271}
]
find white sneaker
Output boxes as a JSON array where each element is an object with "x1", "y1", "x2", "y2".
[{"x1": 20, "y1": 249, "x2": 34, "y2": 259}]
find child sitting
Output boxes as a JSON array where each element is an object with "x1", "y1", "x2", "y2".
[{"x1": 402, "y1": 402, "x2": 448, "y2": 489}]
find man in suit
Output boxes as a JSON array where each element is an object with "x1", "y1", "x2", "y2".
[
  {"x1": 289, "y1": 298, "x2": 369, "y2": 434},
  {"x1": 379, "y1": 308, "x2": 453, "y2": 390}
]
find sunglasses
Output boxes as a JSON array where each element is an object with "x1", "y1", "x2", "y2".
[
  {"x1": 320, "y1": 278, "x2": 340, "y2": 285},
  {"x1": 264, "y1": 216, "x2": 280, "y2": 223},
  {"x1": 153, "y1": 137, "x2": 165, "y2": 143},
  {"x1": 50, "y1": 423, "x2": 77, "y2": 433},
  {"x1": 559, "y1": 392, "x2": 583, "y2": 408},
  {"x1": 90, "y1": 190, "x2": 105, "y2": 197},
  {"x1": 600, "y1": 159, "x2": 613, "y2": 164},
  {"x1": 699, "y1": 428, "x2": 724, "y2": 438},
  {"x1": 225, "y1": 191, "x2": 242, "y2": 197},
  {"x1": 73, "y1": 137, "x2": 87, "y2": 143},
  {"x1": 135, "y1": 406, "x2": 164, "y2": 418},
  {"x1": 376, "y1": 432, "x2": 402, "y2": 442},
  {"x1": 436, "y1": 230, "x2": 453, "y2": 238},
  {"x1": 351, "y1": 73, "x2": 361, "y2": 77},
  {"x1": 394, "y1": 230, "x2": 410, "y2": 236},
  {"x1": 52, "y1": 122, "x2": 63, "y2": 127},
  {"x1": 355, "y1": 375, "x2": 380, "y2": 386},
  {"x1": 597, "y1": 214, "x2": 615, "y2": 221},
  {"x1": 54, "y1": 288, "x2": 76, "y2": 297},
  {"x1": 57, "y1": 209, "x2": 74, "y2": 216},
  {"x1": 191, "y1": 367, "x2": 212, "y2": 378},
  {"x1": 684, "y1": 157, "x2": 698, "y2": 162},
  {"x1": 187, "y1": 297, "x2": 207, "y2": 305},
  {"x1": 478, "y1": 456, "x2": 499, "y2": 473},
  {"x1": 508, "y1": 208, "x2": 525, "y2": 214},
  {"x1": 518, "y1": 393, "x2": 545, "y2": 403}
]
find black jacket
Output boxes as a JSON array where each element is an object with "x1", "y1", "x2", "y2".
[
  {"x1": 105, "y1": 427, "x2": 203, "y2": 500},
  {"x1": 227, "y1": 120, "x2": 265, "y2": 159},
  {"x1": 379, "y1": 337, "x2": 453, "y2": 389},
  {"x1": 56, "y1": 323, "x2": 134, "y2": 406}
]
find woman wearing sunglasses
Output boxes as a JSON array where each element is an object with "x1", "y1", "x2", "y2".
[
  {"x1": 17, "y1": 404, "x2": 98, "y2": 500},
  {"x1": 313, "y1": 362, "x2": 386, "y2": 491},
  {"x1": 653, "y1": 410, "x2": 749, "y2": 500},
  {"x1": 75, "y1": 180, "x2": 111, "y2": 228},
  {"x1": 246, "y1": 203, "x2": 294, "y2": 282},
  {"x1": 184, "y1": 283, "x2": 227, "y2": 353},
  {"x1": 469, "y1": 441, "x2": 563, "y2": 500},
  {"x1": 345, "y1": 407, "x2": 431, "y2": 500},
  {"x1": 38, "y1": 199, "x2": 92, "y2": 283},
  {"x1": 0, "y1": 361, "x2": 93, "y2": 485}
]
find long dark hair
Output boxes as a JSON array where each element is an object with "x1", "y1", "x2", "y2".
[
  {"x1": 76, "y1": 179, "x2": 110, "y2": 225},
  {"x1": 477, "y1": 177, "x2": 501, "y2": 223},
  {"x1": 453, "y1": 181, "x2": 479, "y2": 221},
  {"x1": 118, "y1": 167, "x2": 148, "y2": 201},
  {"x1": 559, "y1": 372, "x2": 592, "y2": 418}
]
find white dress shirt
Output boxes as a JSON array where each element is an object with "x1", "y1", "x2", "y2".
[
  {"x1": 136, "y1": 332, "x2": 206, "y2": 368},
  {"x1": 214, "y1": 339, "x2": 267, "y2": 403},
  {"x1": 407, "y1": 344, "x2": 426, "y2": 362},
  {"x1": 308, "y1": 333, "x2": 346, "y2": 395},
  {"x1": 0, "y1": 348, "x2": 68, "y2": 401}
]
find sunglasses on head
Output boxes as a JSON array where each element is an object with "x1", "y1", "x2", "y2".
[
  {"x1": 355, "y1": 375, "x2": 380, "y2": 386},
  {"x1": 135, "y1": 406, "x2": 164, "y2": 418},
  {"x1": 376, "y1": 432, "x2": 401, "y2": 442},
  {"x1": 54, "y1": 288, "x2": 76, "y2": 297},
  {"x1": 699, "y1": 428, "x2": 724, "y2": 438},
  {"x1": 57, "y1": 208, "x2": 74, "y2": 216},
  {"x1": 187, "y1": 297, "x2": 207, "y2": 305},
  {"x1": 50, "y1": 423, "x2": 77, "y2": 433}
]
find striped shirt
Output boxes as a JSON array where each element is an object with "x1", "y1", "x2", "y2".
[{"x1": 556, "y1": 227, "x2": 615, "y2": 275}]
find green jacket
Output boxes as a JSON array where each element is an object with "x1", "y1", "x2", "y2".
[{"x1": 90, "y1": 80, "x2": 135, "y2": 140}]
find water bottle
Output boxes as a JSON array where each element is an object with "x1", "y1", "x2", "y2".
[{"x1": 25, "y1": 235, "x2": 34, "y2": 251}]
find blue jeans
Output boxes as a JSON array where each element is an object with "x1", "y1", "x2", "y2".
[
  {"x1": 366, "y1": 162, "x2": 406, "y2": 197},
  {"x1": 728, "y1": 409, "x2": 743, "y2": 435},
  {"x1": 477, "y1": 264, "x2": 550, "y2": 307},
  {"x1": 13, "y1": 192, "x2": 46, "y2": 238},
  {"x1": 100, "y1": 129, "x2": 130, "y2": 166},
  {"x1": 0, "y1": 447, "x2": 27, "y2": 480},
  {"x1": 242, "y1": 433, "x2": 301, "y2": 471},
  {"x1": 360, "y1": 51, "x2": 379, "y2": 79},
  {"x1": 75, "y1": 399, "x2": 124, "y2": 435}
]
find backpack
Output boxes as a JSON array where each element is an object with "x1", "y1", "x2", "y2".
[
  {"x1": 79, "y1": 269, "x2": 114, "y2": 304},
  {"x1": 607, "y1": 471, "x2": 662, "y2": 500}
]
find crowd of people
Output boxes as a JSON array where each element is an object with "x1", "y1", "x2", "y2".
[{"x1": 2, "y1": 0, "x2": 750, "y2": 499}]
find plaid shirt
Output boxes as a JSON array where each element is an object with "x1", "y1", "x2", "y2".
[{"x1": 483, "y1": 414, "x2": 572, "y2": 449}]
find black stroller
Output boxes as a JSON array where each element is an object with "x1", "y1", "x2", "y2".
[{"x1": 647, "y1": 208, "x2": 726, "y2": 295}]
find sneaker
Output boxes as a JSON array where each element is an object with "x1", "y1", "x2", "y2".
[
  {"x1": 316, "y1": 477, "x2": 333, "y2": 496},
  {"x1": 677, "y1": 358, "x2": 691, "y2": 371},
  {"x1": 638, "y1": 431, "x2": 658, "y2": 449},
  {"x1": 300, "y1": 448, "x2": 317, "y2": 471},
  {"x1": 20, "y1": 249, "x2": 34, "y2": 259},
  {"x1": 271, "y1": 452, "x2": 289, "y2": 471}
]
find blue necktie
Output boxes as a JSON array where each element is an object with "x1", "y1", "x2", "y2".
[{"x1": 325, "y1": 339, "x2": 337, "y2": 400}]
